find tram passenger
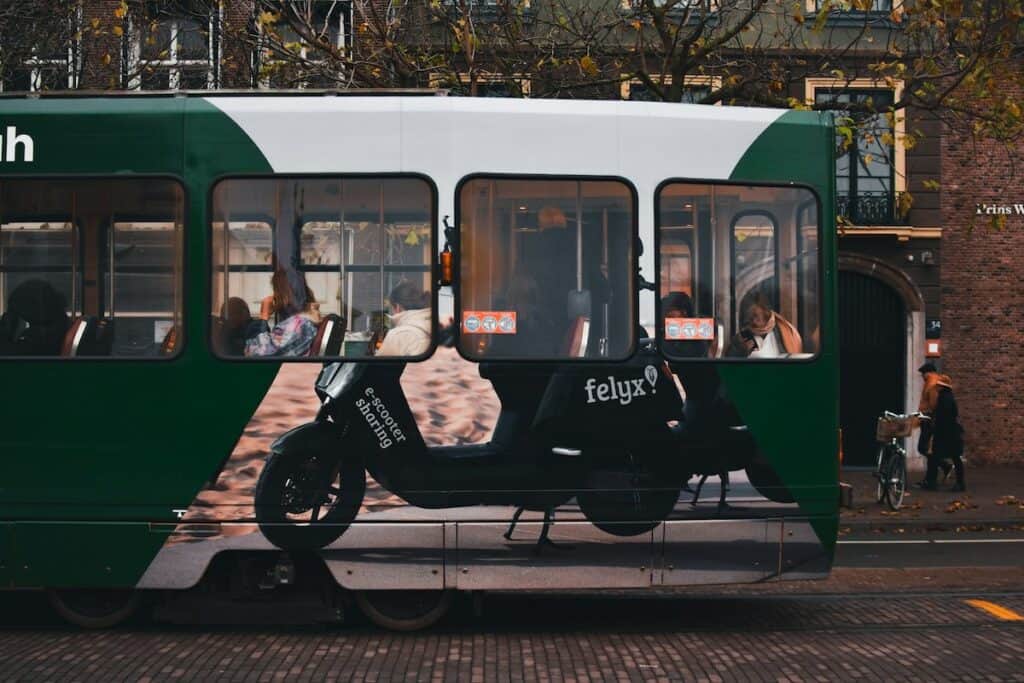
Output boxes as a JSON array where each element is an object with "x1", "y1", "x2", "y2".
[
  {"x1": 726, "y1": 292, "x2": 802, "y2": 358},
  {"x1": 221, "y1": 297, "x2": 253, "y2": 356},
  {"x1": 0, "y1": 279, "x2": 70, "y2": 356},
  {"x1": 376, "y1": 281, "x2": 432, "y2": 357},
  {"x1": 489, "y1": 274, "x2": 560, "y2": 358},
  {"x1": 244, "y1": 270, "x2": 321, "y2": 357}
]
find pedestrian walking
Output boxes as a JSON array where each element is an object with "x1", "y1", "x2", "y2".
[
  {"x1": 917, "y1": 373, "x2": 966, "y2": 491},
  {"x1": 915, "y1": 362, "x2": 951, "y2": 484}
]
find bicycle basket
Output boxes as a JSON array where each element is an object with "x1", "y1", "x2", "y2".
[{"x1": 876, "y1": 416, "x2": 913, "y2": 441}]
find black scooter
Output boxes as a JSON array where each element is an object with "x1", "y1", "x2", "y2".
[{"x1": 254, "y1": 340, "x2": 702, "y2": 551}]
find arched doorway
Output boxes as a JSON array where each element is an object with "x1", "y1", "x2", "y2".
[{"x1": 838, "y1": 269, "x2": 906, "y2": 467}]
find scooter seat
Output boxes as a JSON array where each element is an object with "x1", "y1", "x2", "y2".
[{"x1": 429, "y1": 443, "x2": 506, "y2": 463}]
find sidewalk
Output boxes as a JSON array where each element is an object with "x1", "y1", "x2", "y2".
[{"x1": 840, "y1": 465, "x2": 1024, "y2": 531}]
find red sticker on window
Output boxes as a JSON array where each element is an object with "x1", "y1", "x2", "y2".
[
  {"x1": 664, "y1": 317, "x2": 715, "y2": 340},
  {"x1": 463, "y1": 311, "x2": 517, "y2": 335}
]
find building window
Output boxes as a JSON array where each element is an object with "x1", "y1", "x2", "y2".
[
  {"x1": 126, "y1": 1, "x2": 220, "y2": 90},
  {"x1": 0, "y1": 5, "x2": 81, "y2": 93},
  {"x1": 811, "y1": 0, "x2": 893, "y2": 11},
  {"x1": 258, "y1": 1, "x2": 352, "y2": 89},
  {"x1": 807, "y1": 79, "x2": 906, "y2": 226},
  {"x1": 620, "y1": 76, "x2": 721, "y2": 104},
  {"x1": 438, "y1": 0, "x2": 532, "y2": 18},
  {"x1": 624, "y1": 0, "x2": 716, "y2": 11},
  {"x1": 433, "y1": 73, "x2": 531, "y2": 97}
]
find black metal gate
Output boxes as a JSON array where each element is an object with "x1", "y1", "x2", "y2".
[{"x1": 839, "y1": 270, "x2": 905, "y2": 467}]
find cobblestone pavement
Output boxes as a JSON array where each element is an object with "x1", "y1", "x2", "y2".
[{"x1": 2, "y1": 579, "x2": 1023, "y2": 682}]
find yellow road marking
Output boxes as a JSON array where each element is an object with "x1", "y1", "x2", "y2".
[{"x1": 965, "y1": 599, "x2": 1024, "y2": 621}]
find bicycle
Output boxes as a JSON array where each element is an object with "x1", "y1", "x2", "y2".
[{"x1": 874, "y1": 411, "x2": 930, "y2": 510}]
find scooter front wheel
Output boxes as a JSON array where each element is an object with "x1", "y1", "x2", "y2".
[{"x1": 255, "y1": 449, "x2": 365, "y2": 551}]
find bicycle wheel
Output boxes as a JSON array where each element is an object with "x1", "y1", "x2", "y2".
[
  {"x1": 874, "y1": 445, "x2": 888, "y2": 503},
  {"x1": 883, "y1": 451, "x2": 907, "y2": 510}
]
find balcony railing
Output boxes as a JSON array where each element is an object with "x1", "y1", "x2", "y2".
[{"x1": 836, "y1": 191, "x2": 909, "y2": 226}]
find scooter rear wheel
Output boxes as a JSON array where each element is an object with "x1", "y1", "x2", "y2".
[
  {"x1": 255, "y1": 449, "x2": 365, "y2": 551},
  {"x1": 578, "y1": 463, "x2": 681, "y2": 537}
]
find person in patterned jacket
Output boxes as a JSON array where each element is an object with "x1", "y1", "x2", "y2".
[{"x1": 245, "y1": 269, "x2": 321, "y2": 357}]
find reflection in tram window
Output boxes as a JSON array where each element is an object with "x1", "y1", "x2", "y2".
[
  {"x1": 657, "y1": 183, "x2": 820, "y2": 360},
  {"x1": 0, "y1": 178, "x2": 185, "y2": 358},
  {"x1": 210, "y1": 176, "x2": 434, "y2": 359},
  {"x1": 457, "y1": 177, "x2": 636, "y2": 361}
]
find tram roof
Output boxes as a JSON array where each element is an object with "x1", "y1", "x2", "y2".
[{"x1": 0, "y1": 88, "x2": 828, "y2": 127}]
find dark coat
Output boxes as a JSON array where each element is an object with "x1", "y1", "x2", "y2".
[{"x1": 931, "y1": 386, "x2": 964, "y2": 459}]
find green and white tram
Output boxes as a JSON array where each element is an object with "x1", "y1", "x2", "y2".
[{"x1": 0, "y1": 93, "x2": 838, "y2": 630}]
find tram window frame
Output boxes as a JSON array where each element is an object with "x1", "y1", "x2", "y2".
[
  {"x1": 208, "y1": 173, "x2": 439, "y2": 363},
  {"x1": 453, "y1": 173, "x2": 640, "y2": 363},
  {"x1": 0, "y1": 174, "x2": 188, "y2": 362},
  {"x1": 796, "y1": 197, "x2": 820, "y2": 352},
  {"x1": 654, "y1": 178, "x2": 823, "y2": 363},
  {"x1": 729, "y1": 208, "x2": 781, "y2": 331}
]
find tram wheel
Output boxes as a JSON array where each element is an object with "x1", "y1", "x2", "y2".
[
  {"x1": 578, "y1": 459, "x2": 681, "y2": 537},
  {"x1": 255, "y1": 449, "x2": 365, "y2": 551},
  {"x1": 744, "y1": 462, "x2": 796, "y2": 504},
  {"x1": 353, "y1": 590, "x2": 454, "y2": 631},
  {"x1": 47, "y1": 589, "x2": 141, "y2": 629}
]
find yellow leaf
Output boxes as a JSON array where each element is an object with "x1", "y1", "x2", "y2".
[
  {"x1": 114, "y1": 1, "x2": 127, "y2": 19},
  {"x1": 579, "y1": 55, "x2": 598, "y2": 77},
  {"x1": 113, "y1": 25, "x2": 123, "y2": 37},
  {"x1": 404, "y1": 230, "x2": 420, "y2": 246},
  {"x1": 91, "y1": 17, "x2": 100, "y2": 29},
  {"x1": 102, "y1": 53, "x2": 112, "y2": 66},
  {"x1": 897, "y1": 191, "x2": 913, "y2": 217}
]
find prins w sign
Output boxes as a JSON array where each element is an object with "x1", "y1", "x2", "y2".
[{"x1": 0, "y1": 127, "x2": 34, "y2": 162}]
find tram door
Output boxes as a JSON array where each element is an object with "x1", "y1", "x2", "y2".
[{"x1": 838, "y1": 270, "x2": 904, "y2": 467}]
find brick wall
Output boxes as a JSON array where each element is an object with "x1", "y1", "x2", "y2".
[
  {"x1": 79, "y1": 1, "x2": 126, "y2": 88},
  {"x1": 221, "y1": 0, "x2": 255, "y2": 88},
  {"x1": 940, "y1": 67, "x2": 1024, "y2": 465}
]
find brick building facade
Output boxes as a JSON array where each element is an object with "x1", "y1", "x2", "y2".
[{"x1": 940, "y1": 71, "x2": 1024, "y2": 465}]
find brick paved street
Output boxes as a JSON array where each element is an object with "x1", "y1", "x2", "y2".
[{"x1": 1, "y1": 570, "x2": 1023, "y2": 682}]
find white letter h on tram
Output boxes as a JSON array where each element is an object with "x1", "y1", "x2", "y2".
[{"x1": 1, "y1": 126, "x2": 34, "y2": 162}]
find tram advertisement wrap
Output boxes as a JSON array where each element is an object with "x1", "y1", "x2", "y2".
[{"x1": 137, "y1": 350, "x2": 830, "y2": 591}]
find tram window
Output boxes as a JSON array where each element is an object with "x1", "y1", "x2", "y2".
[
  {"x1": 211, "y1": 176, "x2": 434, "y2": 360},
  {"x1": 0, "y1": 178, "x2": 185, "y2": 359},
  {"x1": 457, "y1": 177, "x2": 636, "y2": 361},
  {"x1": 657, "y1": 182, "x2": 820, "y2": 361}
]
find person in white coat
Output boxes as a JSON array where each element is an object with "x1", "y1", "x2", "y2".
[{"x1": 376, "y1": 281, "x2": 432, "y2": 357}]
